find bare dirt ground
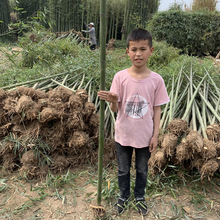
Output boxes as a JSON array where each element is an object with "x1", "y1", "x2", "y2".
[{"x1": 1, "y1": 166, "x2": 220, "y2": 220}]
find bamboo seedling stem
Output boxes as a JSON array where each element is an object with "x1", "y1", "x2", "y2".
[
  {"x1": 192, "y1": 84, "x2": 220, "y2": 122},
  {"x1": 50, "y1": 79, "x2": 76, "y2": 92},
  {"x1": 182, "y1": 73, "x2": 208, "y2": 120},
  {"x1": 1, "y1": 70, "x2": 80, "y2": 90},
  {"x1": 172, "y1": 67, "x2": 183, "y2": 116},
  {"x1": 202, "y1": 80, "x2": 207, "y2": 128},
  {"x1": 195, "y1": 101, "x2": 208, "y2": 139},
  {"x1": 190, "y1": 65, "x2": 197, "y2": 131},
  {"x1": 168, "y1": 75, "x2": 174, "y2": 122}
]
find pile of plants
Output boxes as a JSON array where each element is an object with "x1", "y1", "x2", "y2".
[
  {"x1": 150, "y1": 119, "x2": 220, "y2": 180},
  {"x1": 149, "y1": 59, "x2": 220, "y2": 180},
  {"x1": 0, "y1": 86, "x2": 116, "y2": 179}
]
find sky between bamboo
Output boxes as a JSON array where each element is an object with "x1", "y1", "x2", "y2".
[{"x1": 159, "y1": 0, "x2": 220, "y2": 11}]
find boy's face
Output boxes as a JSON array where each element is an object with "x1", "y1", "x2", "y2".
[{"x1": 126, "y1": 40, "x2": 154, "y2": 68}]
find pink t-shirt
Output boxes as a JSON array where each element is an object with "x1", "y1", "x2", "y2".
[{"x1": 110, "y1": 69, "x2": 170, "y2": 148}]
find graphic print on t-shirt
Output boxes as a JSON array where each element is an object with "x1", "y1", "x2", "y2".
[{"x1": 125, "y1": 93, "x2": 148, "y2": 119}]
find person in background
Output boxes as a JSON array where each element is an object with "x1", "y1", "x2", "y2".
[
  {"x1": 98, "y1": 28, "x2": 170, "y2": 216},
  {"x1": 82, "y1": 22, "x2": 97, "y2": 50}
]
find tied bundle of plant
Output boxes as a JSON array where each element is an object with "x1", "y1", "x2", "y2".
[
  {"x1": 201, "y1": 139, "x2": 217, "y2": 161},
  {"x1": 206, "y1": 124, "x2": 220, "y2": 142},
  {"x1": 161, "y1": 133, "x2": 178, "y2": 157},
  {"x1": 200, "y1": 159, "x2": 219, "y2": 180},
  {"x1": 167, "y1": 118, "x2": 189, "y2": 137}
]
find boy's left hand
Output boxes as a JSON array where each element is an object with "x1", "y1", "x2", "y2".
[{"x1": 149, "y1": 136, "x2": 158, "y2": 152}]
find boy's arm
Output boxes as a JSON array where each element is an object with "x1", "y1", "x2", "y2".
[
  {"x1": 97, "y1": 91, "x2": 118, "y2": 112},
  {"x1": 149, "y1": 105, "x2": 161, "y2": 152},
  {"x1": 110, "y1": 101, "x2": 118, "y2": 112}
]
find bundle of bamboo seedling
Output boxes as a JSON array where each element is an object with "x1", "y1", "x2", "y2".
[{"x1": 150, "y1": 64, "x2": 220, "y2": 180}]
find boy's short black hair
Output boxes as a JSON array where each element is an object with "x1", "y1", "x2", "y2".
[{"x1": 127, "y1": 28, "x2": 152, "y2": 48}]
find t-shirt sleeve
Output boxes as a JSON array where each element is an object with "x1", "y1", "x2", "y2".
[
  {"x1": 154, "y1": 76, "x2": 170, "y2": 106},
  {"x1": 110, "y1": 73, "x2": 121, "y2": 102}
]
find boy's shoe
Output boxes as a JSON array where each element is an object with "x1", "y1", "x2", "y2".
[
  {"x1": 136, "y1": 198, "x2": 148, "y2": 216},
  {"x1": 113, "y1": 197, "x2": 128, "y2": 215}
]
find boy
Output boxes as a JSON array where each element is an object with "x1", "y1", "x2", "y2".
[
  {"x1": 82, "y1": 22, "x2": 97, "y2": 50},
  {"x1": 98, "y1": 28, "x2": 170, "y2": 215}
]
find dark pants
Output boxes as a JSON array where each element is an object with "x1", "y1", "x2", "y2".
[
  {"x1": 89, "y1": 44, "x2": 96, "y2": 50},
  {"x1": 115, "y1": 142, "x2": 151, "y2": 200}
]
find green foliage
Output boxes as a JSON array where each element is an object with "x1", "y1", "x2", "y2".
[
  {"x1": 148, "y1": 40, "x2": 181, "y2": 71},
  {"x1": 148, "y1": 10, "x2": 220, "y2": 56},
  {"x1": 0, "y1": 0, "x2": 11, "y2": 34},
  {"x1": 158, "y1": 55, "x2": 220, "y2": 94},
  {"x1": 114, "y1": 40, "x2": 127, "y2": 49},
  {"x1": 192, "y1": 0, "x2": 217, "y2": 12},
  {"x1": 17, "y1": 0, "x2": 45, "y2": 20}
]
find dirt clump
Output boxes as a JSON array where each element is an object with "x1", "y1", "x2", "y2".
[
  {"x1": 149, "y1": 148, "x2": 167, "y2": 173},
  {"x1": 161, "y1": 133, "x2": 178, "y2": 157},
  {"x1": 107, "y1": 38, "x2": 115, "y2": 50},
  {"x1": 190, "y1": 154, "x2": 203, "y2": 171},
  {"x1": 19, "y1": 150, "x2": 49, "y2": 179},
  {"x1": 206, "y1": 124, "x2": 220, "y2": 142},
  {"x1": 202, "y1": 138, "x2": 217, "y2": 160},
  {"x1": 185, "y1": 130, "x2": 203, "y2": 157},
  {"x1": 200, "y1": 159, "x2": 219, "y2": 180},
  {"x1": 51, "y1": 154, "x2": 69, "y2": 173},
  {"x1": 217, "y1": 142, "x2": 220, "y2": 156},
  {"x1": 167, "y1": 118, "x2": 189, "y2": 137},
  {"x1": 176, "y1": 142, "x2": 189, "y2": 164}
]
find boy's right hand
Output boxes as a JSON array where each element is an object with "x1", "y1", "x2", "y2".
[{"x1": 97, "y1": 91, "x2": 118, "y2": 103}]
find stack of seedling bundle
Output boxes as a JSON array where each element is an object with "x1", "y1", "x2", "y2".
[
  {"x1": 0, "y1": 86, "x2": 115, "y2": 179},
  {"x1": 149, "y1": 64, "x2": 220, "y2": 180}
]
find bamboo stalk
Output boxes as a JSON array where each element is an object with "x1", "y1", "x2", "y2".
[{"x1": 97, "y1": 0, "x2": 107, "y2": 206}]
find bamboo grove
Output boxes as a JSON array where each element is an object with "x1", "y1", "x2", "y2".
[
  {"x1": 1, "y1": 0, "x2": 160, "y2": 42},
  {"x1": 0, "y1": 0, "x2": 11, "y2": 34}
]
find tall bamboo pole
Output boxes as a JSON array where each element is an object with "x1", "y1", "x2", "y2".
[{"x1": 97, "y1": 0, "x2": 106, "y2": 206}]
